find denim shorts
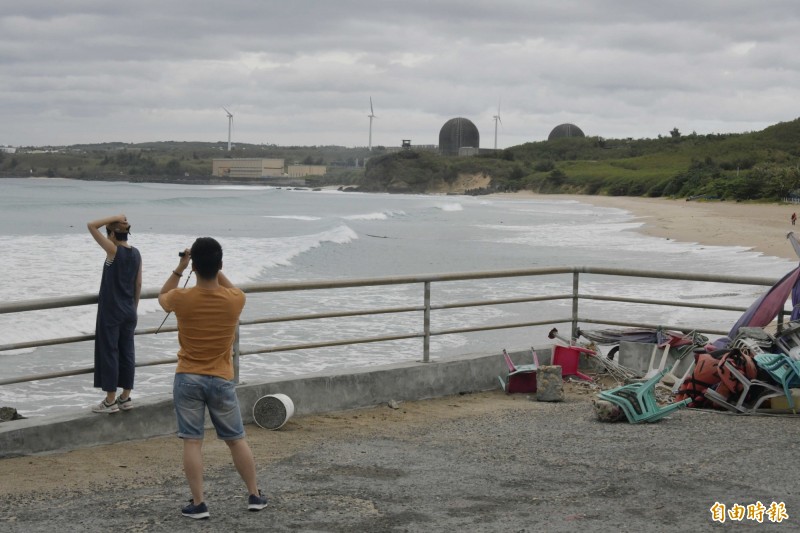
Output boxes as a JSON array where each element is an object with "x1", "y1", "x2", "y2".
[{"x1": 173, "y1": 373, "x2": 245, "y2": 441}]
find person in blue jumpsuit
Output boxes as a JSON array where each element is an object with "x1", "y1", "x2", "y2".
[{"x1": 87, "y1": 214, "x2": 142, "y2": 413}]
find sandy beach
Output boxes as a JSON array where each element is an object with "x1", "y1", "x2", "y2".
[{"x1": 498, "y1": 193, "x2": 800, "y2": 262}]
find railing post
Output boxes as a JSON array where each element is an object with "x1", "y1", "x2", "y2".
[
  {"x1": 571, "y1": 271, "x2": 579, "y2": 341},
  {"x1": 423, "y1": 281, "x2": 431, "y2": 362},
  {"x1": 233, "y1": 323, "x2": 241, "y2": 383}
]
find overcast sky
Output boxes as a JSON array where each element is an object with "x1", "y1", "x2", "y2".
[{"x1": 2, "y1": 1, "x2": 799, "y2": 149}]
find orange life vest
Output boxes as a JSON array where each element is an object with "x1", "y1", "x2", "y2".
[{"x1": 675, "y1": 349, "x2": 756, "y2": 408}]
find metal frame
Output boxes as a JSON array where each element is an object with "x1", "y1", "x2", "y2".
[{"x1": 0, "y1": 266, "x2": 784, "y2": 387}]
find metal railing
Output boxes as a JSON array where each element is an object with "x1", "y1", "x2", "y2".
[{"x1": 0, "y1": 266, "x2": 786, "y2": 387}]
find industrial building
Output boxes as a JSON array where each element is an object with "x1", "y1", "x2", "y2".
[
  {"x1": 212, "y1": 158, "x2": 284, "y2": 178},
  {"x1": 287, "y1": 164, "x2": 327, "y2": 178}
]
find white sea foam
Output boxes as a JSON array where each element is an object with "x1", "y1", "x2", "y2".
[
  {"x1": 435, "y1": 203, "x2": 463, "y2": 212},
  {"x1": 262, "y1": 215, "x2": 322, "y2": 221},
  {"x1": 476, "y1": 216, "x2": 790, "y2": 267}
]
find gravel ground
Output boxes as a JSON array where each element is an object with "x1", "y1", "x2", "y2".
[{"x1": 1, "y1": 385, "x2": 798, "y2": 532}]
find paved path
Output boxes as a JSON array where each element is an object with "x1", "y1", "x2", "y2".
[{"x1": 1, "y1": 388, "x2": 797, "y2": 532}]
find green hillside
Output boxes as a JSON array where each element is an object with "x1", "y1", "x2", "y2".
[{"x1": 363, "y1": 117, "x2": 800, "y2": 199}]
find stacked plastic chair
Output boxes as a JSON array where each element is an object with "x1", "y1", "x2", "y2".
[
  {"x1": 775, "y1": 321, "x2": 800, "y2": 360},
  {"x1": 598, "y1": 369, "x2": 691, "y2": 423},
  {"x1": 753, "y1": 353, "x2": 800, "y2": 411},
  {"x1": 703, "y1": 361, "x2": 785, "y2": 413}
]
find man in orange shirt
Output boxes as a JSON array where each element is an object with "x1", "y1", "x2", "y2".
[{"x1": 159, "y1": 237, "x2": 267, "y2": 519}]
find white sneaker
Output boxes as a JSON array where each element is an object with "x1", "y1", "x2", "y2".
[
  {"x1": 117, "y1": 396, "x2": 134, "y2": 411},
  {"x1": 92, "y1": 399, "x2": 119, "y2": 414}
]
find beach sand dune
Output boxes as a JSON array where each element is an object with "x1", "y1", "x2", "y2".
[{"x1": 495, "y1": 193, "x2": 800, "y2": 262}]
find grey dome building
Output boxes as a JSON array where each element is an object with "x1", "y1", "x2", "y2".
[
  {"x1": 548, "y1": 123, "x2": 585, "y2": 140},
  {"x1": 439, "y1": 117, "x2": 480, "y2": 155}
]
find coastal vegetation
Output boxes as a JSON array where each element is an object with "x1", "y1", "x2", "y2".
[
  {"x1": 362, "y1": 118, "x2": 800, "y2": 200},
  {"x1": 2, "y1": 117, "x2": 800, "y2": 200},
  {"x1": 0, "y1": 142, "x2": 377, "y2": 185}
]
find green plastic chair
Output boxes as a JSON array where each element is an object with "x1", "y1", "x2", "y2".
[
  {"x1": 598, "y1": 369, "x2": 691, "y2": 423},
  {"x1": 598, "y1": 389, "x2": 648, "y2": 423}
]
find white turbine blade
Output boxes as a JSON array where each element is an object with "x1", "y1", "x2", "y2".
[
  {"x1": 370, "y1": 97, "x2": 374, "y2": 116},
  {"x1": 222, "y1": 106, "x2": 233, "y2": 117}
]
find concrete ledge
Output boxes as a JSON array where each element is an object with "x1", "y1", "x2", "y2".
[{"x1": 1, "y1": 349, "x2": 551, "y2": 458}]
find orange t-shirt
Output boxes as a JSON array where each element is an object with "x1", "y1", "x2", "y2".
[{"x1": 162, "y1": 286, "x2": 246, "y2": 381}]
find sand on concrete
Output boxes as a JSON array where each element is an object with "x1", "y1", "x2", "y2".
[{"x1": 2, "y1": 384, "x2": 798, "y2": 531}]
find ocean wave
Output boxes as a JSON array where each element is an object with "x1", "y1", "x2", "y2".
[
  {"x1": 223, "y1": 225, "x2": 359, "y2": 276},
  {"x1": 342, "y1": 210, "x2": 406, "y2": 221},
  {"x1": 150, "y1": 193, "x2": 269, "y2": 208},
  {"x1": 677, "y1": 292, "x2": 743, "y2": 300},
  {"x1": 0, "y1": 225, "x2": 359, "y2": 344}
]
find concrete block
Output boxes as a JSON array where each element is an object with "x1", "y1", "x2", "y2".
[{"x1": 535, "y1": 366, "x2": 564, "y2": 402}]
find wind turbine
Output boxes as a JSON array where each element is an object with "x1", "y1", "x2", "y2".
[
  {"x1": 368, "y1": 97, "x2": 376, "y2": 151},
  {"x1": 493, "y1": 100, "x2": 502, "y2": 150},
  {"x1": 222, "y1": 107, "x2": 233, "y2": 151}
]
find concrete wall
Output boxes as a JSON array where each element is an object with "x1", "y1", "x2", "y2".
[
  {"x1": 0, "y1": 349, "x2": 558, "y2": 458},
  {"x1": 1, "y1": 344, "x2": 674, "y2": 458}
]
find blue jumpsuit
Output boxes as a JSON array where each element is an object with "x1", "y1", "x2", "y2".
[{"x1": 94, "y1": 245, "x2": 141, "y2": 392}]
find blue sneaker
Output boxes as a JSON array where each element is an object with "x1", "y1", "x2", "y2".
[
  {"x1": 181, "y1": 499, "x2": 209, "y2": 519},
  {"x1": 248, "y1": 490, "x2": 268, "y2": 511}
]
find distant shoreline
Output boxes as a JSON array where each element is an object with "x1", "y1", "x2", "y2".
[{"x1": 2, "y1": 174, "x2": 315, "y2": 187}]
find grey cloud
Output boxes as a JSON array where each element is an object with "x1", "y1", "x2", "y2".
[{"x1": 1, "y1": 1, "x2": 799, "y2": 147}]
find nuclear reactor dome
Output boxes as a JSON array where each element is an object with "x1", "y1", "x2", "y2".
[
  {"x1": 548, "y1": 123, "x2": 585, "y2": 140},
  {"x1": 439, "y1": 117, "x2": 480, "y2": 155}
]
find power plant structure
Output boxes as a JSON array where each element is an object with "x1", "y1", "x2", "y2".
[
  {"x1": 548, "y1": 123, "x2": 585, "y2": 140},
  {"x1": 439, "y1": 117, "x2": 480, "y2": 156}
]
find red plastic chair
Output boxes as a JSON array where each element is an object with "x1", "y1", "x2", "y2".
[
  {"x1": 498, "y1": 348, "x2": 540, "y2": 393},
  {"x1": 551, "y1": 345, "x2": 594, "y2": 381}
]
